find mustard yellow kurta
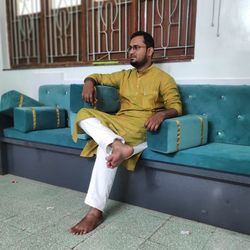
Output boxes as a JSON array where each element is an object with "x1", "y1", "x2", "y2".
[{"x1": 73, "y1": 64, "x2": 182, "y2": 171}]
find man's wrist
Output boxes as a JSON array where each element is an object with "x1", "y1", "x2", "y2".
[
  {"x1": 84, "y1": 77, "x2": 96, "y2": 85},
  {"x1": 161, "y1": 108, "x2": 178, "y2": 119}
]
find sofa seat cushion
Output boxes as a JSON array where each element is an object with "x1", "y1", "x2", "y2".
[
  {"x1": 14, "y1": 107, "x2": 67, "y2": 132},
  {"x1": 3, "y1": 127, "x2": 87, "y2": 149},
  {"x1": 142, "y1": 142, "x2": 250, "y2": 176}
]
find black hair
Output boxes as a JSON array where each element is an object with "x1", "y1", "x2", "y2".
[{"x1": 130, "y1": 31, "x2": 154, "y2": 48}]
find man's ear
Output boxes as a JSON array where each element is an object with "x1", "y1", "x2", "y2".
[{"x1": 147, "y1": 47, "x2": 154, "y2": 57}]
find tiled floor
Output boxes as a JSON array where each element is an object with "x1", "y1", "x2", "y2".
[{"x1": 1, "y1": 175, "x2": 250, "y2": 250}]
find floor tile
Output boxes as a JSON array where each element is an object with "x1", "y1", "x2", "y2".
[
  {"x1": 0, "y1": 175, "x2": 84, "y2": 204},
  {"x1": 0, "y1": 195, "x2": 40, "y2": 222},
  {"x1": 204, "y1": 228, "x2": 250, "y2": 250},
  {"x1": 8, "y1": 236, "x2": 70, "y2": 250},
  {"x1": 0, "y1": 222, "x2": 31, "y2": 249},
  {"x1": 104, "y1": 206, "x2": 170, "y2": 239},
  {"x1": 102, "y1": 200, "x2": 136, "y2": 224},
  {"x1": 74, "y1": 223, "x2": 145, "y2": 250},
  {"x1": 150, "y1": 216, "x2": 215, "y2": 250},
  {"x1": 138, "y1": 240, "x2": 170, "y2": 250},
  {"x1": 3, "y1": 193, "x2": 86, "y2": 233},
  {"x1": 22, "y1": 222, "x2": 89, "y2": 249}
]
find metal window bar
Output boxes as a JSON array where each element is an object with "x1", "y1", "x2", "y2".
[
  {"x1": 185, "y1": 0, "x2": 190, "y2": 55},
  {"x1": 10, "y1": 0, "x2": 40, "y2": 65},
  {"x1": 45, "y1": 0, "x2": 80, "y2": 63},
  {"x1": 10, "y1": 0, "x2": 19, "y2": 64},
  {"x1": 86, "y1": 0, "x2": 132, "y2": 62},
  {"x1": 138, "y1": 0, "x2": 194, "y2": 59}
]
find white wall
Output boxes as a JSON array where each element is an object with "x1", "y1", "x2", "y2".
[{"x1": 1, "y1": 0, "x2": 250, "y2": 100}]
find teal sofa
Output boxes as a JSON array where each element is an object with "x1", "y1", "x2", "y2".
[{"x1": 1, "y1": 84, "x2": 250, "y2": 235}]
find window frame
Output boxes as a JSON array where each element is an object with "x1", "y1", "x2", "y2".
[{"x1": 6, "y1": 0, "x2": 197, "y2": 69}]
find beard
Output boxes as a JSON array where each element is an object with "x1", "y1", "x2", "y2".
[{"x1": 130, "y1": 55, "x2": 148, "y2": 69}]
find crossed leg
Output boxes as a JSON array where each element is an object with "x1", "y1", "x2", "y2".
[
  {"x1": 106, "y1": 139, "x2": 134, "y2": 168},
  {"x1": 70, "y1": 118, "x2": 147, "y2": 234}
]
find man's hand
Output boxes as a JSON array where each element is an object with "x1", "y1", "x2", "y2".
[
  {"x1": 82, "y1": 78, "x2": 96, "y2": 105},
  {"x1": 144, "y1": 108, "x2": 179, "y2": 131},
  {"x1": 144, "y1": 112, "x2": 165, "y2": 131}
]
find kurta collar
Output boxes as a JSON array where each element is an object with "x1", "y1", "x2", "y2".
[{"x1": 136, "y1": 64, "x2": 154, "y2": 77}]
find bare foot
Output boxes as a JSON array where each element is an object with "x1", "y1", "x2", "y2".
[
  {"x1": 70, "y1": 208, "x2": 103, "y2": 235},
  {"x1": 106, "y1": 139, "x2": 134, "y2": 168}
]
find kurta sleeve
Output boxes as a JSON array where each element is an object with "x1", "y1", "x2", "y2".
[
  {"x1": 160, "y1": 76, "x2": 182, "y2": 115},
  {"x1": 87, "y1": 70, "x2": 126, "y2": 88}
]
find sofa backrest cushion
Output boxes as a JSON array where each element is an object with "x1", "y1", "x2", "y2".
[
  {"x1": 39, "y1": 85, "x2": 71, "y2": 126},
  {"x1": 39, "y1": 85, "x2": 71, "y2": 110},
  {"x1": 70, "y1": 84, "x2": 120, "y2": 113},
  {"x1": 179, "y1": 85, "x2": 250, "y2": 146}
]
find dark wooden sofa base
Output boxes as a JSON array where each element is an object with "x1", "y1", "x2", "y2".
[{"x1": 1, "y1": 137, "x2": 250, "y2": 235}]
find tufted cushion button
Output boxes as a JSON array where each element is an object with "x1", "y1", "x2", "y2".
[
  {"x1": 237, "y1": 115, "x2": 244, "y2": 120},
  {"x1": 220, "y1": 95, "x2": 226, "y2": 100},
  {"x1": 65, "y1": 91, "x2": 68, "y2": 95},
  {"x1": 188, "y1": 95, "x2": 193, "y2": 99},
  {"x1": 46, "y1": 90, "x2": 50, "y2": 94},
  {"x1": 217, "y1": 131, "x2": 223, "y2": 137}
]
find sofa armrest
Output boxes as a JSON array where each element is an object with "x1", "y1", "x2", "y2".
[
  {"x1": 0, "y1": 90, "x2": 43, "y2": 116},
  {"x1": 147, "y1": 114, "x2": 208, "y2": 154},
  {"x1": 0, "y1": 113, "x2": 13, "y2": 136}
]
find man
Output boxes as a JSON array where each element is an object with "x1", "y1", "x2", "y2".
[{"x1": 70, "y1": 31, "x2": 182, "y2": 235}]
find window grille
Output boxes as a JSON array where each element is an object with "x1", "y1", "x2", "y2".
[{"x1": 6, "y1": 0, "x2": 197, "y2": 69}]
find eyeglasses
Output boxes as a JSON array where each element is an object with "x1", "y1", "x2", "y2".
[{"x1": 127, "y1": 45, "x2": 147, "y2": 53}]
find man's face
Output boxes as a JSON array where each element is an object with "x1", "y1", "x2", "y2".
[{"x1": 128, "y1": 35, "x2": 150, "y2": 69}]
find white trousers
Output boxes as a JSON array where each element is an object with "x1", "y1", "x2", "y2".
[{"x1": 78, "y1": 118, "x2": 147, "y2": 211}]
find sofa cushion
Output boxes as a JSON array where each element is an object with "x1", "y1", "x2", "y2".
[
  {"x1": 0, "y1": 90, "x2": 42, "y2": 116},
  {"x1": 14, "y1": 107, "x2": 67, "y2": 132},
  {"x1": 147, "y1": 114, "x2": 208, "y2": 153},
  {"x1": 3, "y1": 127, "x2": 87, "y2": 149},
  {"x1": 142, "y1": 142, "x2": 250, "y2": 176},
  {"x1": 70, "y1": 84, "x2": 120, "y2": 113},
  {"x1": 179, "y1": 85, "x2": 250, "y2": 146},
  {"x1": 69, "y1": 84, "x2": 120, "y2": 141},
  {"x1": 39, "y1": 85, "x2": 71, "y2": 109},
  {"x1": 69, "y1": 111, "x2": 90, "y2": 140}
]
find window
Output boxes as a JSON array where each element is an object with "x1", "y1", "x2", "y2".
[
  {"x1": 6, "y1": 0, "x2": 197, "y2": 69},
  {"x1": 16, "y1": 0, "x2": 40, "y2": 16}
]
